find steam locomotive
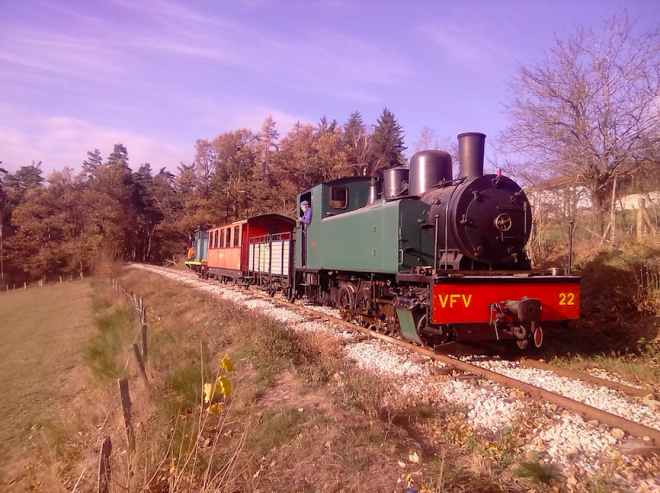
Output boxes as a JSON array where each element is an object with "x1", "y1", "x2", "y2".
[{"x1": 187, "y1": 132, "x2": 580, "y2": 351}]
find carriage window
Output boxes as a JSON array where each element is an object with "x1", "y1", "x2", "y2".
[
  {"x1": 233, "y1": 226, "x2": 240, "y2": 247},
  {"x1": 226, "y1": 227, "x2": 231, "y2": 248},
  {"x1": 219, "y1": 230, "x2": 224, "y2": 249},
  {"x1": 211, "y1": 231, "x2": 215, "y2": 248},
  {"x1": 330, "y1": 186, "x2": 348, "y2": 209}
]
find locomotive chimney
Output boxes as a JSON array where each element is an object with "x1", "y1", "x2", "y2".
[
  {"x1": 458, "y1": 132, "x2": 486, "y2": 180},
  {"x1": 367, "y1": 178, "x2": 381, "y2": 205}
]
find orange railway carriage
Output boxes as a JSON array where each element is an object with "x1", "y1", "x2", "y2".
[
  {"x1": 206, "y1": 220, "x2": 247, "y2": 280},
  {"x1": 205, "y1": 214, "x2": 295, "y2": 284}
]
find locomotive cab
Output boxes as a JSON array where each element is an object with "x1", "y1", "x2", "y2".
[{"x1": 294, "y1": 177, "x2": 371, "y2": 270}]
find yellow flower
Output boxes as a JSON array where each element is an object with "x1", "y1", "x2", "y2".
[
  {"x1": 220, "y1": 355, "x2": 235, "y2": 372},
  {"x1": 217, "y1": 375, "x2": 232, "y2": 398},
  {"x1": 207, "y1": 403, "x2": 223, "y2": 414},
  {"x1": 204, "y1": 382, "x2": 214, "y2": 403}
]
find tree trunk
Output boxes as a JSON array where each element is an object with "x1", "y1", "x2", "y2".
[{"x1": 609, "y1": 175, "x2": 618, "y2": 242}]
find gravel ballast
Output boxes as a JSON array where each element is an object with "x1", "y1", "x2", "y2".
[{"x1": 130, "y1": 264, "x2": 660, "y2": 491}]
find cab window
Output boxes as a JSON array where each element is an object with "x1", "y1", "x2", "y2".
[{"x1": 330, "y1": 186, "x2": 348, "y2": 209}]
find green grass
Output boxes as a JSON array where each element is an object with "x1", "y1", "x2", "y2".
[
  {"x1": 119, "y1": 268, "x2": 611, "y2": 493},
  {"x1": 0, "y1": 281, "x2": 94, "y2": 483},
  {"x1": 84, "y1": 304, "x2": 134, "y2": 381},
  {"x1": 513, "y1": 460, "x2": 559, "y2": 485}
]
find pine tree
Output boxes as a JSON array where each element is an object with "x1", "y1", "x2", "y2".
[
  {"x1": 317, "y1": 116, "x2": 338, "y2": 135},
  {"x1": 369, "y1": 108, "x2": 406, "y2": 176},
  {"x1": 132, "y1": 164, "x2": 164, "y2": 261},
  {"x1": 82, "y1": 149, "x2": 103, "y2": 179},
  {"x1": 343, "y1": 111, "x2": 371, "y2": 176},
  {"x1": 107, "y1": 144, "x2": 129, "y2": 168}
]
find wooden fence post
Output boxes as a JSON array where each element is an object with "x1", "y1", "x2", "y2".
[
  {"x1": 97, "y1": 436, "x2": 112, "y2": 493},
  {"x1": 118, "y1": 379, "x2": 135, "y2": 450},
  {"x1": 141, "y1": 324, "x2": 148, "y2": 363},
  {"x1": 132, "y1": 344, "x2": 149, "y2": 385}
]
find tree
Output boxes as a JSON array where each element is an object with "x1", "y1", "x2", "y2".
[
  {"x1": 107, "y1": 144, "x2": 129, "y2": 168},
  {"x1": 5, "y1": 168, "x2": 87, "y2": 280},
  {"x1": 368, "y1": 108, "x2": 406, "y2": 176},
  {"x1": 193, "y1": 140, "x2": 216, "y2": 195},
  {"x1": 82, "y1": 149, "x2": 103, "y2": 179},
  {"x1": 317, "y1": 116, "x2": 338, "y2": 135},
  {"x1": 210, "y1": 129, "x2": 259, "y2": 221},
  {"x1": 0, "y1": 165, "x2": 7, "y2": 285},
  {"x1": 498, "y1": 14, "x2": 660, "y2": 235},
  {"x1": 132, "y1": 164, "x2": 164, "y2": 261},
  {"x1": 3, "y1": 162, "x2": 45, "y2": 204},
  {"x1": 343, "y1": 111, "x2": 371, "y2": 176},
  {"x1": 413, "y1": 126, "x2": 441, "y2": 153},
  {"x1": 81, "y1": 146, "x2": 136, "y2": 260},
  {"x1": 257, "y1": 116, "x2": 279, "y2": 173}
]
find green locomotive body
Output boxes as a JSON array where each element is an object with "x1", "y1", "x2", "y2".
[
  {"x1": 295, "y1": 177, "x2": 433, "y2": 273},
  {"x1": 289, "y1": 133, "x2": 580, "y2": 351}
]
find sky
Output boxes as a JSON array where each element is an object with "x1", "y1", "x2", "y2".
[{"x1": 1, "y1": 0, "x2": 658, "y2": 177}]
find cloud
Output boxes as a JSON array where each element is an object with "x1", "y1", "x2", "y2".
[
  {"x1": 0, "y1": 104, "x2": 192, "y2": 175},
  {"x1": 0, "y1": 28, "x2": 121, "y2": 92},
  {"x1": 0, "y1": 99, "x2": 316, "y2": 176},
  {"x1": 121, "y1": 0, "x2": 412, "y2": 94},
  {"x1": 184, "y1": 97, "x2": 313, "y2": 137},
  {"x1": 0, "y1": 0, "x2": 410, "y2": 106},
  {"x1": 418, "y1": 22, "x2": 513, "y2": 77}
]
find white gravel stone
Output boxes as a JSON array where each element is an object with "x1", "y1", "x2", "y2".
[
  {"x1": 464, "y1": 357, "x2": 660, "y2": 430},
  {"x1": 130, "y1": 264, "x2": 660, "y2": 489}
]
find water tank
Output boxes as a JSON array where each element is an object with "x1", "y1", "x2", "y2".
[
  {"x1": 409, "y1": 150, "x2": 452, "y2": 196},
  {"x1": 383, "y1": 167, "x2": 409, "y2": 198}
]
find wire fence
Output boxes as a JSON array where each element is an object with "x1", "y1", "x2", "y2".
[
  {"x1": 92, "y1": 279, "x2": 149, "y2": 493},
  {"x1": 0, "y1": 272, "x2": 85, "y2": 294}
]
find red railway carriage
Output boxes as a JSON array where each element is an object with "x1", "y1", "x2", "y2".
[{"x1": 205, "y1": 214, "x2": 295, "y2": 287}]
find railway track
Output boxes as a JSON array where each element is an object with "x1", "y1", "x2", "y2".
[
  {"x1": 224, "y1": 279, "x2": 660, "y2": 448},
  {"x1": 139, "y1": 265, "x2": 660, "y2": 449}
]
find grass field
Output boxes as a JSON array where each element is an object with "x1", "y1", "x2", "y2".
[
  {"x1": 1, "y1": 267, "x2": 643, "y2": 492},
  {"x1": 0, "y1": 281, "x2": 94, "y2": 490}
]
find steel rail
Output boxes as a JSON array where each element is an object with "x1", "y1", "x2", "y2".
[
  {"x1": 153, "y1": 267, "x2": 660, "y2": 445},
  {"x1": 518, "y1": 357, "x2": 655, "y2": 399},
  {"x1": 236, "y1": 286, "x2": 660, "y2": 445}
]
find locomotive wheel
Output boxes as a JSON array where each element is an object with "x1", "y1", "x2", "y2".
[
  {"x1": 355, "y1": 287, "x2": 371, "y2": 315},
  {"x1": 337, "y1": 286, "x2": 355, "y2": 321}
]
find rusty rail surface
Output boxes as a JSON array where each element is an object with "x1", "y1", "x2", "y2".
[
  {"x1": 242, "y1": 286, "x2": 660, "y2": 445},
  {"x1": 156, "y1": 267, "x2": 660, "y2": 445},
  {"x1": 518, "y1": 357, "x2": 655, "y2": 399}
]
